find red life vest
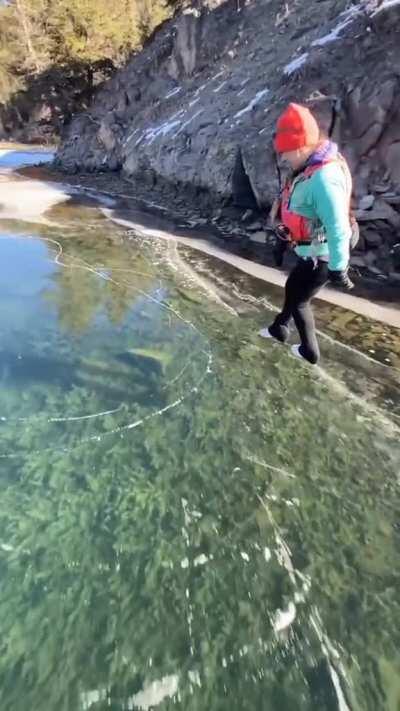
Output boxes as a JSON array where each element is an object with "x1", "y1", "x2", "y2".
[{"x1": 280, "y1": 156, "x2": 350, "y2": 245}]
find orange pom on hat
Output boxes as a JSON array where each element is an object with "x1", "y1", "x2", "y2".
[{"x1": 274, "y1": 103, "x2": 320, "y2": 153}]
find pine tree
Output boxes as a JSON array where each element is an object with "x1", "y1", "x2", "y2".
[
  {"x1": 0, "y1": 4, "x2": 24, "y2": 102},
  {"x1": 12, "y1": 0, "x2": 52, "y2": 72},
  {"x1": 0, "y1": 0, "x2": 182, "y2": 107}
]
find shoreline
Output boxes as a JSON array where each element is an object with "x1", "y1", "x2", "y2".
[
  {"x1": 104, "y1": 210, "x2": 400, "y2": 330},
  {"x1": 21, "y1": 163, "x2": 400, "y2": 312},
  {"x1": 1, "y1": 158, "x2": 399, "y2": 368}
]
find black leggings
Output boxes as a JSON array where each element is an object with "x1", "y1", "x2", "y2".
[{"x1": 269, "y1": 258, "x2": 329, "y2": 364}]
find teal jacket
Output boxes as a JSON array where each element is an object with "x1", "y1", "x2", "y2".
[{"x1": 288, "y1": 160, "x2": 352, "y2": 272}]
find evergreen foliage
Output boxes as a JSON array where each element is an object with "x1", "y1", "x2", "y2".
[{"x1": 0, "y1": 0, "x2": 180, "y2": 104}]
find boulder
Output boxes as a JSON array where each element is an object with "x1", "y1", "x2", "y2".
[
  {"x1": 363, "y1": 229, "x2": 383, "y2": 247},
  {"x1": 355, "y1": 199, "x2": 400, "y2": 228},
  {"x1": 249, "y1": 230, "x2": 266, "y2": 243},
  {"x1": 365, "y1": 250, "x2": 377, "y2": 266},
  {"x1": 97, "y1": 121, "x2": 117, "y2": 152},
  {"x1": 358, "y1": 194, "x2": 375, "y2": 211},
  {"x1": 381, "y1": 193, "x2": 400, "y2": 205},
  {"x1": 350, "y1": 255, "x2": 367, "y2": 268}
]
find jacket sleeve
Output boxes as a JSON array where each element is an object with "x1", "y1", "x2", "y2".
[{"x1": 311, "y1": 167, "x2": 351, "y2": 271}]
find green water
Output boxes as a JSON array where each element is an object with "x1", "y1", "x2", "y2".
[{"x1": 1, "y1": 189, "x2": 400, "y2": 711}]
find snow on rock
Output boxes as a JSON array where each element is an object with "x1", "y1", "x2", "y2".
[
  {"x1": 312, "y1": 4, "x2": 363, "y2": 46},
  {"x1": 213, "y1": 80, "x2": 228, "y2": 93},
  {"x1": 369, "y1": 0, "x2": 400, "y2": 13},
  {"x1": 135, "y1": 112, "x2": 185, "y2": 146},
  {"x1": 283, "y1": 52, "x2": 309, "y2": 75},
  {"x1": 194, "y1": 82, "x2": 209, "y2": 97},
  {"x1": 165, "y1": 86, "x2": 182, "y2": 99},
  {"x1": 183, "y1": 7, "x2": 201, "y2": 17},
  {"x1": 175, "y1": 109, "x2": 203, "y2": 135},
  {"x1": 234, "y1": 88, "x2": 269, "y2": 119},
  {"x1": 210, "y1": 71, "x2": 225, "y2": 82},
  {"x1": 125, "y1": 127, "x2": 141, "y2": 145}
]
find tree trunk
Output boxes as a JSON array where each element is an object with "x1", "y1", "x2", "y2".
[
  {"x1": 127, "y1": 0, "x2": 142, "y2": 47},
  {"x1": 15, "y1": 0, "x2": 40, "y2": 73}
]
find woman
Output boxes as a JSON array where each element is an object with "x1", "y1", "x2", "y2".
[{"x1": 259, "y1": 103, "x2": 355, "y2": 364}]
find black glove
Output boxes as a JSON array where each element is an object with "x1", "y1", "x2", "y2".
[
  {"x1": 272, "y1": 237, "x2": 288, "y2": 267},
  {"x1": 272, "y1": 225, "x2": 290, "y2": 267},
  {"x1": 328, "y1": 269, "x2": 354, "y2": 291}
]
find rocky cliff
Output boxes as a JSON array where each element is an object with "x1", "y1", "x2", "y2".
[
  {"x1": 0, "y1": 61, "x2": 115, "y2": 145},
  {"x1": 56, "y1": 0, "x2": 400, "y2": 278}
]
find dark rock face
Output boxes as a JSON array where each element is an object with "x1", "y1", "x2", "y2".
[
  {"x1": 0, "y1": 60, "x2": 115, "y2": 145},
  {"x1": 56, "y1": 0, "x2": 400, "y2": 276}
]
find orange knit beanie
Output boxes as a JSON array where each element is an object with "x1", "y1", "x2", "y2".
[{"x1": 274, "y1": 103, "x2": 320, "y2": 153}]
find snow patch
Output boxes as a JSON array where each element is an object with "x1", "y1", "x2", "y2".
[
  {"x1": 234, "y1": 88, "x2": 269, "y2": 119},
  {"x1": 175, "y1": 109, "x2": 203, "y2": 136},
  {"x1": 214, "y1": 80, "x2": 227, "y2": 93},
  {"x1": 165, "y1": 86, "x2": 182, "y2": 99},
  {"x1": 125, "y1": 127, "x2": 140, "y2": 144},
  {"x1": 146, "y1": 119, "x2": 182, "y2": 143},
  {"x1": 369, "y1": 0, "x2": 400, "y2": 13},
  {"x1": 210, "y1": 71, "x2": 225, "y2": 82},
  {"x1": 135, "y1": 112, "x2": 185, "y2": 145},
  {"x1": 195, "y1": 82, "x2": 209, "y2": 97},
  {"x1": 312, "y1": 4, "x2": 363, "y2": 46},
  {"x1": 183, "y1": 6, "x2": 201, "y2": 16},
  {"x1": 284, "y1": 52, "x2": 308, "y2": 75}
]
